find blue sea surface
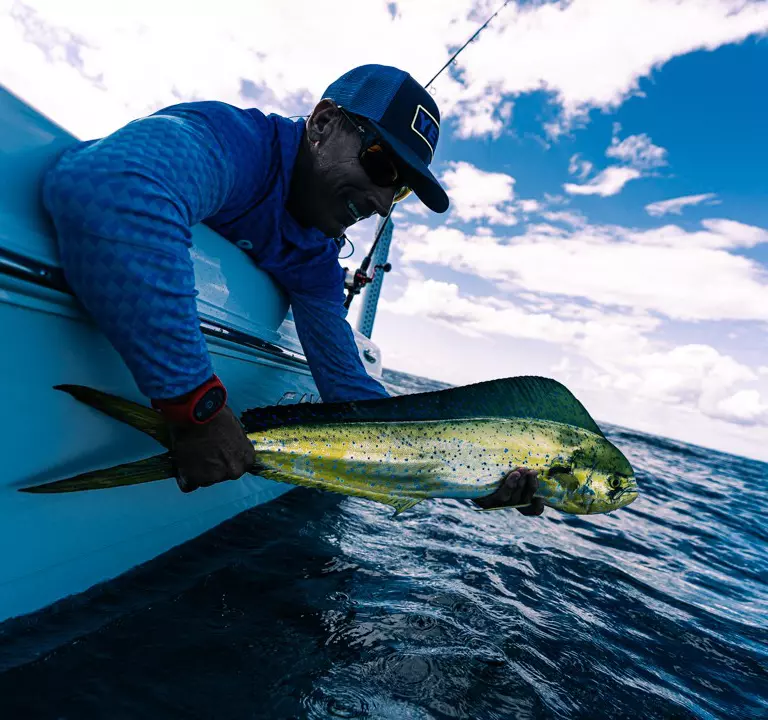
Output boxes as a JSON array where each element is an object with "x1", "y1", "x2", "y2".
[{"x1": 0, "y1": 369, "x2": 766, "y2": 719}]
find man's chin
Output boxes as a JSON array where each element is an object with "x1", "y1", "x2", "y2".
[{"x1": 320, "y1": 216, "x2": 348, "y2": 238}]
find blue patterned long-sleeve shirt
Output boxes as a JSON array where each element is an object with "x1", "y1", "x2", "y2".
[{"x1": 42, "y1": 101, "x2": 389, "y2": 403}]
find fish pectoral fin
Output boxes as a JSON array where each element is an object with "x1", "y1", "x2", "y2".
[
  {"x1": 19, "y1": 453, "x2": 174, "y2": 493},
  {"x1": 387, "y1": 497, "x2": 424, "y2": 516}
]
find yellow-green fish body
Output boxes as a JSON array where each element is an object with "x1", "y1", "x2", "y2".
[
  {"x1": 22, "y1": 376, "x2": 638, "y2": 516},
  {"x1": 249, "y1": 417, "x2": 637, "y2": 515}
]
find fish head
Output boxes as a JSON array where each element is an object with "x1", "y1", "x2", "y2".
[{"x1": 540, "y1": 433, "x2": 638, "y2": 514}]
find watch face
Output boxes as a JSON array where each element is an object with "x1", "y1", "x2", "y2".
[{"x1": 193, "y1": 386, "x2": 226, "y2": 422}]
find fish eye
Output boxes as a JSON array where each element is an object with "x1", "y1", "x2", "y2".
[{"x1": 608, "y1": 475, "x2": 622, "y2": 490}]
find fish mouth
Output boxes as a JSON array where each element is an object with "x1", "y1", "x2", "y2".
[{"x1": 613, "y1": 485, "x2": 639, "y2": 509}]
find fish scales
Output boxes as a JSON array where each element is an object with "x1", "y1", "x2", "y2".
[
  {"x1": 22, "y1": 378, "x2": 639, "y2": 515},
  {"x1": 246, "y1": 418, "x2": 634, "y2": 514}
]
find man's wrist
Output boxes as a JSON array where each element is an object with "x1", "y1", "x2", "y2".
[{"x1": 152, "y1": 375, "x2": 227, "y2": 426}]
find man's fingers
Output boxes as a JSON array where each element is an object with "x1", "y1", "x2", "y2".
[
  {"x1": 176, "y1": 470, "x2": 198, "y2": 494},
  {"x1": 518, "y1": 497, "x2": 544, "y2": 516},
  {"x1": 511, "y1": 468, "x2": 543, "y2": 516},
  {"x1": 521, "y1": 469, "x2": 539, "y2": 505},
  {"x1": 504, "y1": 468, "x2": 538, "y2": 506},
  {"x1": 491, "y1": 486, "x2": 508, "y2": 504}
]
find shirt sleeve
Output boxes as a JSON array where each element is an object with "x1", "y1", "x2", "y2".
[
  {"x1": 289, "y1": 289, "x2": 390, "y2": 403},
  {"x1": 42, "y1": 102, "x2": 272, "y2": 399}
]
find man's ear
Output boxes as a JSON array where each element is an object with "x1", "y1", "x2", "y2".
[{"x1": 306, "y1": 99, "x2": 342, "y2": 145}]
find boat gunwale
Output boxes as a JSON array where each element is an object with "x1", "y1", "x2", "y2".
[{"x1": 0, "y1": 244, "x2": 310, "y2": 368}]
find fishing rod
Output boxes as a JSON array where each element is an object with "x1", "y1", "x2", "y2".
[{"x1": 344, "y1": 0, "x2": 513, "y2": 308}]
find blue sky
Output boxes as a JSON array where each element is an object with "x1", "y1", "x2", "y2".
[{"x1": 2, "y1": 0, "x2": 767, "y2": 460}]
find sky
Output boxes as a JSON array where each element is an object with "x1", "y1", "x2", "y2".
[{"x1": 2, "y1": 0, "x2": 767, "y2": 461}]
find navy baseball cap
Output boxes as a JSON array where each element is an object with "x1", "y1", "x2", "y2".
[{"x1": 323, "y1": 64, "x2": 450, "y2": 213}]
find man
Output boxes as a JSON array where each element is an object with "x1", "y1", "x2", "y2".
[{"x1": 43, "y1": 63, "x2": 542, "y2": 515}]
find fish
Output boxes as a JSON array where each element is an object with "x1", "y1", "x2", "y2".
[{"x1": 20, "y1": 376, "x2": 638, "y2": 515}]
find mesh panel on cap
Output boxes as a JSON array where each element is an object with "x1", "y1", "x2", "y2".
[{"x1": 323, "y1": 65, "x2": 406, "y2": 121}]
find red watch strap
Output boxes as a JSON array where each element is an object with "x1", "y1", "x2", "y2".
[{"x1": 151, "y1": 375, "x2": 227, "y2": 426}]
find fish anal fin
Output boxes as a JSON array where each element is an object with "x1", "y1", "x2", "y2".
[
  {"x1": 388, "y1": 497, "x2": 424, "y2": 516},
  {"x1": 255, "y1": 465, "x2": 425, "y2": 517}
]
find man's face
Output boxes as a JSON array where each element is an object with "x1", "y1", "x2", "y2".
[{"x1": 304, "y1": 101, "x2": 402, "y2": 237}]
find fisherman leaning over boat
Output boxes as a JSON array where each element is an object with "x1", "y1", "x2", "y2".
[{"x1": 41, "y1": 63, "x2": 542, "y2": 515}]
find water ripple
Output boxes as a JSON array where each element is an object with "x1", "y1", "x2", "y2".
[{"x1": 0, "y1": 416, "x2": 766, "y2": 718}]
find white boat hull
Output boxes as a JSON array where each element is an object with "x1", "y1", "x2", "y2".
[{"x1": 0, "y1": 87, "x2": 383, "y2": 623}]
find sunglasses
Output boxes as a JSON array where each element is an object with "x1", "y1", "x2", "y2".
[{"x1": 337, "y1": 106, "x2": 413, "y2": 204}]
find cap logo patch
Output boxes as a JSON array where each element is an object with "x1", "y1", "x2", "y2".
[{"x1": 411, "y1": 105, "x2": 439, "y2": 159}]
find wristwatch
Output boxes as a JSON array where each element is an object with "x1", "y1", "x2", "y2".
[{"x1": 152, "y1": 375, "x2": 228, "y2": 425}]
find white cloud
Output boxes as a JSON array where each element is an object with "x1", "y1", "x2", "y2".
[
  {"x1": 0, "y1": 0, "x2": 487, "y2": 139},
  {"x1": 395, "y1": 219, "x2": 768, "y2": 322},
  {"x1": 609, "y1": 344, "x2": 755, "y2": 404},
  {"x1": 371, "y1": 307, "x2": 768, "y2": 461},
  {"x1": 711, "y1": 389, "x2": 768, "y2": 425},
  {"x1": 398, "y1": 197, "x2": 430, "y2": 217},
  {"x1": 380, "y1": 277, "x2": 768, "y2": 427},
  {"x1": 452, "y1": 95, "x2": 513, "y2": 139},
  {"x1": 379, "y1": 276, "x2": 657, "y2": 348},
  {"x1": 645, "y1": 193, "x2": 720, "y2": 217},
  {"x1": 543, "y1": 193, "x2": 568, "y2": 206},
  {"x1": 564, "y1": 125, "x2": 666, "y2": 197},
  {"x1": 629, "y1": 219, "x2": 768, "y2": 250},
  {"x1": 564, "y1": 166, "x2": 642, "y2": 197},
  {"x1": 518, "y1": 199, "x2": 541, "y2": 214},
  {"x1": 568, "y1": 153, "x2": 594, "y2": 180},
  {"x1": 430, "y1": 0, "x2": 768, "y2": 136},
  {"x1": 440, "y1": 161, "x2": 517, "y2": 226},
  {"x1": 4, "y1": 0, "x2": 767, "y2": 143},
  {"x1": 540, "y1": 210, "x2": 587, "y2": 228},
  {"x1": 385, "y1": 218, "x2": 768, "y2": 429},
  {"x1": 606, "y1": 123, "x2": 668, "y2": 171}
]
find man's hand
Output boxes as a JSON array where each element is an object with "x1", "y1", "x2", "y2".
[
  {"x1": 473, "y1": 467, "x2": 544, "y2": 516},
  {"x1": 171, "y1": 406, "x2": 256, "y2": 493}
]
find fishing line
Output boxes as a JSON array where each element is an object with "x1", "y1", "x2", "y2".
[
  {"x1": 345, "y1": 0, "x2": 513, "y2": 307},
  {"x1": 424, "y1": 0, "x2": 513, "y2": 90}
]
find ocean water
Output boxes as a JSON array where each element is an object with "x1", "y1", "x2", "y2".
[{"x1": 0, "y1": 369, "x2": 766, "y2": 719}]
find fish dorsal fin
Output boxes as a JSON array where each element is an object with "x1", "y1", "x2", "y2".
[{"x1": 242, "y1": 376, "x2": 604, "y2": 437}]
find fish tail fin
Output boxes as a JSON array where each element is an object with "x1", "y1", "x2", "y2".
[
  {"x1": 18, "y1": 386, "x2": 175, "y2": 493},
  {"x1": 54, "y1": 384, "x2": 171, "y2": 449},
  {"x1": 20, "y1": 453, "x2": 174, "y2": 493}
]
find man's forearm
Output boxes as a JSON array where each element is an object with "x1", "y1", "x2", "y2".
[
  {"x1": 289, "y1": 290, "x2": 390, "y2": 403},
  {"x1": 40, "y1": 107, "x2": 246, "y2": 399},
  {"x1": 42, "y1": 150, "x2": 217, "y2": 398},
  {"x1": 53, "y1": 224, "x2": 214, "y2": 399}
]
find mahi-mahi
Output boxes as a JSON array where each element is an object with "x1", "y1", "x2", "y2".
[{"x1": 21, "y1": 376, "x2": 638, "y2": 515}]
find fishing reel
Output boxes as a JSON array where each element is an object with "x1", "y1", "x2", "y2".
[
  {"x1": 343, "y1": 255, "x2": 391, "y2": 309},
  {"x1": 340, "y1": 223, "x2": 393, "y2": 309}
]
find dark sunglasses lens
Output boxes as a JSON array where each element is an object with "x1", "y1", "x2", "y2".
[
  {"x1": 359, "y1": 140, "x2": 412, "y2": 202},
  {"x1": 361, "y1": 144, "x2": 399, "y2": 185}
]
